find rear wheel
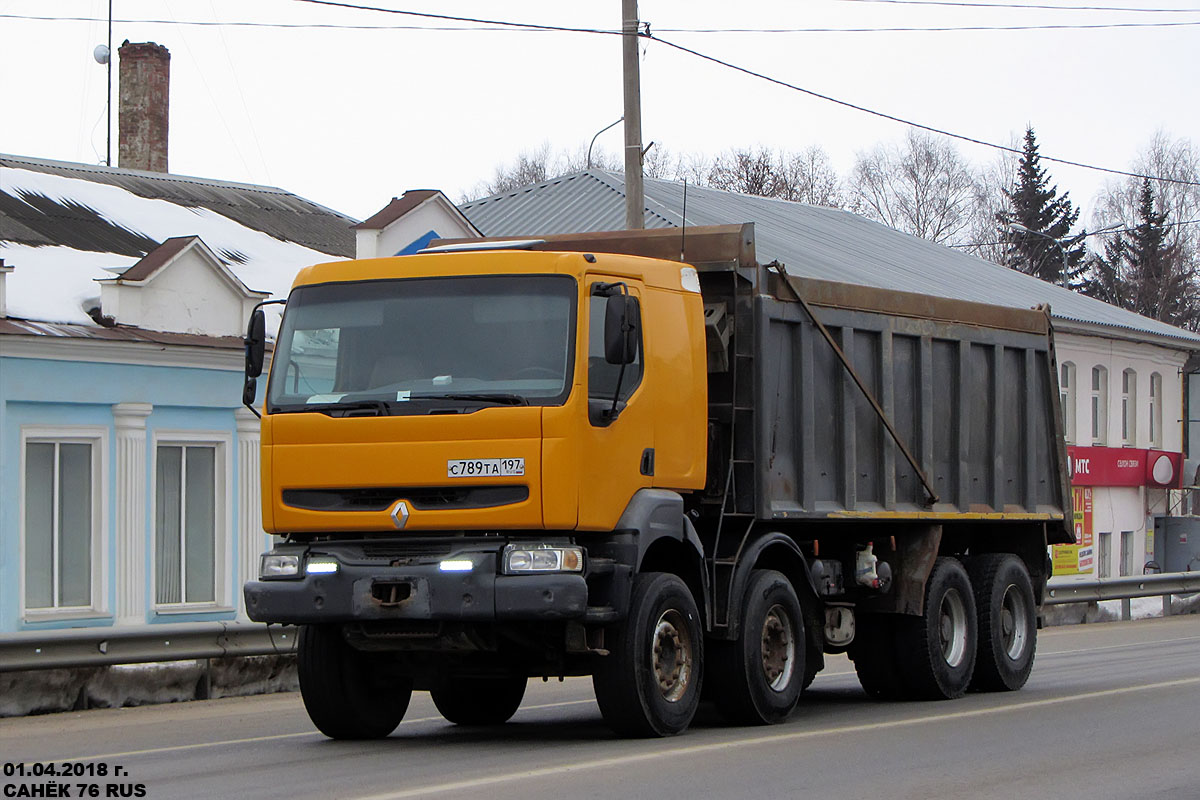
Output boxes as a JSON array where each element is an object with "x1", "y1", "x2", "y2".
[
  {"x1": 849, "y1": 613, "x2": 905, "y2": 700},
  {"x1": 710, "y1": 570, "x2": 805, "y2": 725},
  {"x1": 298, "y1": 624, "x2": 412, "y2": 739},
  {"x1": 431, "y1": 674, "x2": 527, "y2": 725},
  {"x1": 966, "y1": 554, "x2": 1037, "y2": 692},
  {"x1": 593, "y1": 572, "x2": 704, "y2": 737},
  {"x1": 896, "y1": 557, "x2": 977, "y2": 700}
]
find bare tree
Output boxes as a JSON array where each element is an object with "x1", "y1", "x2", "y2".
[
  {"x1": 776, "y1": 146, "x2": 843, "y2": 207},
  {"x1": 959, "y1": 146, "x2": 1019, "y2": 263},
  {"x1": 848, "y1": 130, "x2": 978, "y2": 244},
  {"x1": 706, "y1": 147, "x2": 779, "y2": 197}
]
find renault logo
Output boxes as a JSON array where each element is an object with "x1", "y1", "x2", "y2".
[{"x1": 390, "y1": 500, "x2": 410, "y2": 530}]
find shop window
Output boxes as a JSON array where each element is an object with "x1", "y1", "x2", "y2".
[
  {"x1": 1091, "y1": 366, "x2": 1108, "y2": 445},
  {"x1": 1119, "y1": 531, "x2": 1135, "y2": 577},
  {"x1": 1060, "y1": 362, "x2": 1076, "y2": 444}
]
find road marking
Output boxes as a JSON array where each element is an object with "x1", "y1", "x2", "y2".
[
  {"x1": 1042, "y1": 635, "x2": 1200, "y2": 657},
  {"x1": 350, "y1": 676, "x2": 1200, "y2": 800},
  {"x1": 28, "y1": 698, "x2": 597, "y2": 763}
]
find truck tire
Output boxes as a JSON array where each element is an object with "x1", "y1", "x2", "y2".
[
  {"x1": 298, "y1": 624, "x2": 412, "y2": 739},
  {"x1": 849, "y1": 613, "x2": 905, "y2": 700},
  {"x1": 896, "y1": 557, "x2": 977, "y2": 700},
  {"x1": 593, "y1": 572, "x2": 704, "y2": 737},
  {"x1": 431, "y1": 675, "x2": 527, "y2": 725},
  {"x1": 710, "y1": 569, "x2": 805, "y2": 725},
  {"x1": 966, "y1": 554, "x2": 1037, "y2": 692}
]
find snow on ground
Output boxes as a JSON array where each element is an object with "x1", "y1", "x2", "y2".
[{"x1": 0, "y1": 166, "x2": 344, "y2": 326}]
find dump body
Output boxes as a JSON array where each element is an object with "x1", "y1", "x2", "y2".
[{"x1": 751, "y1": 273, "x2": 1070, "y2": 531}]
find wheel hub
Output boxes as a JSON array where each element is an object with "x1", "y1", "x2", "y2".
[
  {"x1": 652, "y1": 609, "x2": 693, "y2": 703},
  {"x1": 1000, "y1": 583, "x2": 1029, "y2": 660},
  {"x1": 760, "y1": 604, "x2": 796, "y2": 691},
  {"x1": 939, "y1": 588, "x2": 969, "y2": 668}
]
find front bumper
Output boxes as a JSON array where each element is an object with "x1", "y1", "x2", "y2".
[{"x1": 243, "y1": 545, "x2": 588, "y2": 625}]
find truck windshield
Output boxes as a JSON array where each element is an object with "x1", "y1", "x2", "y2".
[{"x1": 266, "y1": 274, "x2": 576, "y2": 414}]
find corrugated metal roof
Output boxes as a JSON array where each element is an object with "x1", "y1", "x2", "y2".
[
  {"x1": 461, "y1": 170, "x2": 1200, "y2": 348},
  {"x1": 0, "y1": 316, "x2": 243, "y2": 349},
  {"x1": 0, "y1": 153, "x2": 356, "y2": 258}
]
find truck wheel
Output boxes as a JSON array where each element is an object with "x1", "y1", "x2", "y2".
[
  {"x1": 593, "y1": 572, "x2": 703, "y2": 737},
  {"x1": 298, "y1": 624, "x2": 412, "y2": 739},
  {"x1": 849, "y1": 613, "x2": 905, "y2": 700},
  {"x1": 966, "y1": 554, "x2": 1037, "y2": 692},
  {"x1": 710, "y1": 570, "x2": 805, "y2": 725},
  {"x1": 896, "y1": 557, "x2": 977, "y2": 700},
  {"x1": 431, "y1": 675, "x2": 527, "y2": 725}
]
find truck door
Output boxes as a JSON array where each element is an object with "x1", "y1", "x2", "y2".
[{"x1": 577, "y1": 277, "x2": 654, "y2": 530}]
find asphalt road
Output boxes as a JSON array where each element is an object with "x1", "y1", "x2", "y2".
[{"x1": 3, "y1": 616, "x2": 1199, "y2": 800}]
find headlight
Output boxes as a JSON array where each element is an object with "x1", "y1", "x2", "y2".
[
  {"x1": 305, "y1": 558, "x2": 339, "y2": 575},
  {"x1": 502, "y1": 543, "x2": 583, "y2": 574},
  {"x1": 260, "y1": 554, "x2": 300, "y2": 579}
]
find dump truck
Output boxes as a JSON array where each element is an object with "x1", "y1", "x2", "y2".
[{"x1": 242, "y1": 223, "x2": 1072, "y2": 738}]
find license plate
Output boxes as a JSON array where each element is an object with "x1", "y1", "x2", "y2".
[{"x1": 447, "y1": 458, "x2": 525, "y2": 478}]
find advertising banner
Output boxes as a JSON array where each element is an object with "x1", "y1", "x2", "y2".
[{"x1": 1053, "y1": 486, "x2": 1094, "y2": 575}]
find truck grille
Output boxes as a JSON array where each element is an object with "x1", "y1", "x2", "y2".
[{"x1": 282, "y1": 485, "x2": 528, "y2": 512}]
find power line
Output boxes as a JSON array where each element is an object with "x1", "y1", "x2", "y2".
[
  {"x1": 831, "y1": 0, "x2": 1200, "y2": 12},
  {"x1": 657, "y1": 21, "x2": 1200, "y2": 32},
  {"x1": 649, "y1": 34, "x2": 1200, "y2": 188},
  {"x1": 15, "y1": 0, "x2": 1199, "y2": 190},
  {"x1": 7, "y1": 12, "x2": 1200, "y2": 33},
  {"x1": 951, "y1": 217, "x2": 1200, "y2": 249}
]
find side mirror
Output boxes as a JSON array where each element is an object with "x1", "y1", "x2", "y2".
[
  {"x1": 245, "y1": 308, "x2": 266, "y2": 378},
  {"x1": 242, "y1": 376, "x2": 258, "y2": 407},
  {"x1": 604, "y1": 294, "x2": 640, "y2": 365}
]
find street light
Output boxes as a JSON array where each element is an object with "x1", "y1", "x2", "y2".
[
  {"x1": 1007, "y1": 223, "x2": 1070, "y2": 287},
  {"x1": 587, "y1": 117, "x2": 623, "y2": 170},
  {"x1": 1006, "y1": 222, "x2": 1125, "y2": 288}
]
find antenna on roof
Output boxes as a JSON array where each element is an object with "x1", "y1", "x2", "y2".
[{"x1": 680, "y1": 179, "x2": 688, "y2": 262}]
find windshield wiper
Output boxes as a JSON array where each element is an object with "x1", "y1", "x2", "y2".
[
  {"x1": 424, "y1": 393, "x2": 529, "y2": 406},
  {"x1": 278, "y1": 399, "x2": 392, "y2": 416}
]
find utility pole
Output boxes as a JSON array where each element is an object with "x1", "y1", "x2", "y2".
[{"x1": 622, "y1": 0, "x2": 644, "y2": 230}]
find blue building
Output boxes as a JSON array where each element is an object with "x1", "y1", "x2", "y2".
[{"x1": 0, "y1": 154, "x2": 354, "y2": 636}]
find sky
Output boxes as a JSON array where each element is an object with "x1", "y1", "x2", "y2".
[{"x1": 1, "y1": 0, "x2": 1198, "y2": 224}]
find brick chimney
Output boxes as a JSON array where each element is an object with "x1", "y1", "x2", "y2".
[{"x1": 118, "y1": 41, "x2": 170, "y2": 173}]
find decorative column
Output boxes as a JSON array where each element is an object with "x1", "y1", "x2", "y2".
[
  {"x1": 113, "y1": 402, "x2": 152, "y2": 624},
  {"x1": 235, "y1": 408, "x2": 263, "y2": 621}
]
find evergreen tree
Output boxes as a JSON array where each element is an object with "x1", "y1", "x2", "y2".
[
  {"x1": 996, "y1": 128, "x2": 1087, "y2": 286},
  {"x1": 1084, "y1": 178, "x2": 1199, "y2": 329}
]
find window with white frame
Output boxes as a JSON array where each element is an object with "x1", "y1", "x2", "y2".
[
  {"x1": 1060, "y1": 362, "x2": 1076, "y2": 443},
  {"x1": 22, "y1": 430, "x2": 105, "y2": 615},
  {"x1": 1097, "y1": 531, "x2": 1112, "y2": 578},
  {"x1": 1150, "y1": 372, "x2": 1163, "y2": 449},
  {"x1": 1121, "y1": 369, "x2": 1137, "y2": 446},
  {"x1": 1091, "y1": 366, "x2": 1108, "y2": 445},
  {"x1": 153, "y1": 436, "x2": 229, "y2": 607}
]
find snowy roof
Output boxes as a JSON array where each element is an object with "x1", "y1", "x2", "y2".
[
  {"x1": 461, "y1": 170, "x2": 1200, "y2": 349},
  {"x1": 0, "y1": 154, "x2": 357, "y2": 326}
]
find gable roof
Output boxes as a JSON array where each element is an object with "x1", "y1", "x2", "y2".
[
  {"x1": 460, "y1": 170, "x2": 1200, "y2": 348},
  {"x1": 0, "y1": 154, "x2": 355, "y2": 258},
  {"x1": 0, "y1": 154, "x2": 356, "y2": 326}
]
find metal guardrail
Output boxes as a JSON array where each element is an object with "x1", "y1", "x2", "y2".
[
  {"x1": 1044, "y1": 572, "x2": 1200, "y2": 605},
  {"x1": 0, "y1": 622, "x2": 298, "y2": 673},
  {"x1": 1, "y1": 573, "x2": 1197, "y2": 673}
]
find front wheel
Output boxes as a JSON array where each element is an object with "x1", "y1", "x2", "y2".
[
  {"x1": 896, "y1": 557, "x2": 977, "y2": 700},
  {"x1": 966, "y1": 554, "x2": 1037, "y2": 692},
  {"x1": 710, "y1": 570, "x2": 805, "y2": 725},
  {"x1": 431, "y1": 674, "x2": 527, "y2": 725},
  {"x1": 298, "y1": 624, "x2": 412, "y2": 739},
  {"x1": 593, "y1": 572, "x2": 704, "y2": 737}
]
